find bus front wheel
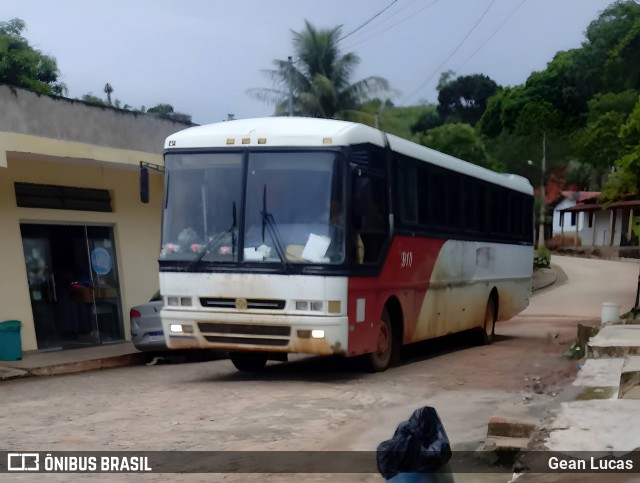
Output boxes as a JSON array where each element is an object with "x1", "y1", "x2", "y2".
[
  {"x1": 363, "y1": 308, "x2": 399, "y2": 373},
  {"x1": 229, "y1": 352, "x2": 268, "y2": 372}
]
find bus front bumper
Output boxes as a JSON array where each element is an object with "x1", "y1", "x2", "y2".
[{"x1": 161, "y1": 310, "x2": 349, "y2": 356}]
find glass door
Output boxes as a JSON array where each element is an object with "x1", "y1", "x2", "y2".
[
  {"x1": 86, "y1": 226, "x2": 124, "y2": 343},
  {"x1": 20, "y1": 224, "x2": 124, "y2": 350}
]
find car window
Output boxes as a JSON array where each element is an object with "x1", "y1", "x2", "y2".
[{"x1": 150, "y1": 291, "x2": 161, "y2": 302}]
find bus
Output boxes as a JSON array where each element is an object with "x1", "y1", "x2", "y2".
[{"x1": 156, "y1": 117, "x2": 534, "y2": 372}]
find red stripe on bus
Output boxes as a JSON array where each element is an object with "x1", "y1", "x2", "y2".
[{"x1": 346, "y1": 237, "x2": 446, "y2": 356}]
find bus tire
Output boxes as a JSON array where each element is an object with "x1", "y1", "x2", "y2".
[
  {"x1": 363, "y1": 308, "x2": 399, "y2": 373},
  {"x1": 480, "y1": 295, "x2": 497, "y2": 345},
  {"x1": 229, "y1": 352, "x2": 268, "y2": 372}
]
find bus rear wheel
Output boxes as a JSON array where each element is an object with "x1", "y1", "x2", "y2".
[
  {"x1": 363, "y1": 308, "x2": 399, "y2": 373},
  {"x1": 229, "y1": 352, "x2": 268, "y2": 372},
  {"x1": 480, "y1": 295, "x2": 497, "y2": 345}
]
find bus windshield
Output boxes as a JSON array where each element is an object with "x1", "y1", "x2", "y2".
[{"x1": 160, "y1": 150, "x2": 345, "y2": 265}]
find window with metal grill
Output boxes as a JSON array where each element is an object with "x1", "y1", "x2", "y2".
[{"x1": 14, "y1": 183, "x2": 112, "y2": 212}]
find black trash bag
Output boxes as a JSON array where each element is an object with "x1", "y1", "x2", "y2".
[{"x1": 376, "y1": 406, "x2": 452, "y2": 480}]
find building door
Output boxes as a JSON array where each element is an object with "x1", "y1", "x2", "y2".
[{"x1": 20, "y1": 224, "x2": 124, "y2": 350}]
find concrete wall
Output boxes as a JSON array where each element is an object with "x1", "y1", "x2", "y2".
[
  {"x1": 0, "y1": 84, "x2": 190, "y2": 156},
  {"x1": 0, "y1": 157, "x2": 164, "y2": 351}
]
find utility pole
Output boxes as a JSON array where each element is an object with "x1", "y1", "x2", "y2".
[
  {"x1": 374, "y1": 111, "x2": 379, "y2": 129},
  {"x1": 538, "y1": 132, "x2": 547, "y2": 248},
  {"x1": 287, "y1": 56, "x2": 294, "y2": 117}
]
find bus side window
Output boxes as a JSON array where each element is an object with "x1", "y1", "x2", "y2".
[{"x1": 352, "y1": 171, "x2": 389, "y2": 264}]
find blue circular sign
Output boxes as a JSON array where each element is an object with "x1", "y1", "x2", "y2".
[{"x1": 91, "y1": 247, "x2": 112, "y2": 276}]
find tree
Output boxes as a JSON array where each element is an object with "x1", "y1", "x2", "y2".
[
  {"x1": 577, "y1": 111, "x2": 626, "y2": 171},
  {"x1": 410, "y1": 106, "x2": 442, "y2": 134},
  {"x1": 0, "y1": 18, "x2": 66, "y2": 95},
  {"x1": 420, "y1": 123, "x2": 499, "y2": 170},
  {"x1": 250, "y1": 20, "x2": 389, "y2": 118},
  {"x1": 437, "y1": 73, "x2": 499, "y2": 125},
  {"x1": 81, "y1": 93, "x2": 106, "y2": 106},
  {"x1": 147, "y1": 103, "x2": 192, "y2": 123},
  {"x1": 600, "y1": 96, "x2": 640, "y2": 201}
]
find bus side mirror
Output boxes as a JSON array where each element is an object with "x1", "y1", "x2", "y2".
[{"x1": 140, "y1": 166, "x2": 149, "y2": 204}]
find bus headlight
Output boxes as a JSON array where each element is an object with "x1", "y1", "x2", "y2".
[
  {"x1": 311, "y1": 330, "x2": 325, "y2": 339},
  {"x1": 169, "y1": 324, "x2": 195, "y2": 334}
]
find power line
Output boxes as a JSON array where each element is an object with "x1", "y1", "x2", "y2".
[
  {"x1": 344, "y1": 0, "x2": 422, "y2": 44},
  {"x1": 339, "y1": 0, "x2": 400, "y2": 42},
  {"x1": 455, "y1": 0, "x2": 527, "y2": 70},
  {"x1": 402, "y1": 0, "x2": 497, "y2": 103},
  {"x1": 344, "y1": 0, "x2": 442, "y2": 50}
]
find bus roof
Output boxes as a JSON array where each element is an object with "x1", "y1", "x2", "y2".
[{"x1": 166, "y1": 117, "x2": 533, "y2": 195}]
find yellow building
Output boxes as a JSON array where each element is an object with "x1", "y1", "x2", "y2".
[{"x1": 0, "y1": 85, "x2": 186, "y2": 351}]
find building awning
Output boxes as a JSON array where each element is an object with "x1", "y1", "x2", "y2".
[{"x1": 560, "y1": 199, "x2": 640, "y2": 213}]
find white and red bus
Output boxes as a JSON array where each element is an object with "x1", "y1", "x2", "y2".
[{"x1": 158, "y1": 117, "x2": 534, "y2": 372}]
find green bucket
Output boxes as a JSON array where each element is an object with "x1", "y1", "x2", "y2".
[{"x1": 0, "y1": 320, "x2": 23, "y2": 361}]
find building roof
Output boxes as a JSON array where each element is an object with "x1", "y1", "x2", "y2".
[
  {"x1": 561, "y1": 199, "x2": 640, "y2": 213},
  {"x1": 560, "y1": 191, "x2": 601, "y2": 203}
]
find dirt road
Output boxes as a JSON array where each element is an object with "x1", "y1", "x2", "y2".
[{"x1": 2, "y1": 256, "x2": 637, "y2": 483}]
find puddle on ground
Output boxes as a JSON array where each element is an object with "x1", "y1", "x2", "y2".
[{"x1": 576, "y1": 386, "x2": 617, "y2": 400}]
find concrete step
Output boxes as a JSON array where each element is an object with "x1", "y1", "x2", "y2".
[
  {"x1": 571, "y1": 358, "x2": 624, "y2": 400},
  {"x1": 545, "y1": 399, "x2": 640, "y2": 452},
  {"x1": 484, "y1": 402, "x2": 540, "y2": 453},
  {"x1": 587, "y1": 325, "x2": 640, "y2": 358},
  {"x1": 487, "y1": 416, "x2": 536, "y2": 439},
  {"x1": 619, "y1": 356, "x2": 640, "y2": 399},
  {"x1": 0, "y1": 366, "x2": 28, "y2": 380},
  {"x1": 484, "y1": 435, "x2": 530, "y2": 452}
]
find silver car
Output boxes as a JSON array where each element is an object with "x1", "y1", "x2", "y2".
[{"x1": 130, "y1": 291, "x2": 165, "y2": 351}]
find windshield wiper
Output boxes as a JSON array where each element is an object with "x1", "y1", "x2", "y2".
[
  {"x1": 261, "y1": 184, "x2": 288, "y2": 265},
  {"x1": 185, "y1": 201, "x2": 237, "y2": 270}
]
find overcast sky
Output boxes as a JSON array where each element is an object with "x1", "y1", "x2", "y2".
[{"x1": 4, "y1": 0, "x2": 615, "y2": 125}]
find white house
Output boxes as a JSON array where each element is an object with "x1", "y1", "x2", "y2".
[{"x1": 552, "y1": 191, "x2": 630, "y2": 247}]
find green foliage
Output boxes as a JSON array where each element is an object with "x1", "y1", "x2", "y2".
[
  {"x1": 474, "y1": 2, "x2": 640, "y2": 192},
  {"x1": 534, "y1": 246, "x2": 551, "y2": 269},
  {"x1": 587, "y1": 90, "x2": 639, "y2": 120},
  {"x1": 81, "y1": 93, "x2": 105, "y2": 106},
  {"x1": 420, "y1": 123, "x2": 500, "y2": 171},
  {"x1": 250, "y1": 20, "x2": 389, "y2": 119},
  {"x1": 437, "y1": 73, "x2": 499, "y2": 125},
  {"x1": 600, "y1": 96, "x2": 640, "y2": 201},
  {"x1": 577, "y1": 111, "x2": 627, "y2": 170},
  {"x1": 0, "y1": 18, "x2": 66, "y2": 95},
  {"x1": 147, "y1": 103, "x2": 192, "y2": 123},
  {"x1": 601, "y1": 145, "x2": 640, "y2": 201},
  {"x1": 565, "y1": 160, "x2": 597, "y2": 190},
  {"x1": 377, "y1": 105, "x2": 437, "y2": 140},
  {"x1": 410, "y1": 106, "x2": 442, "y2": 134}
]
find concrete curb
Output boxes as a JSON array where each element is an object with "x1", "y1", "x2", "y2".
[
  {"x1": 0, "y1": 366, "x2": 29, "y2": 381},
  {"x1": 532, "y1": 267, "x2": 557, "y2": 292},
  {"x1": 0, "y1": 352, "x2": 148, "y2": 379}
]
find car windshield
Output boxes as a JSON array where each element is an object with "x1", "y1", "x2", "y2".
[{"x1": 160, "y1": 150, "x2": 345, "y2": 265}]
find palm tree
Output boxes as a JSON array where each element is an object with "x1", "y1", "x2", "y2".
[{"x1": 249, "y1": 20, "x2": 390, "y2": 119}]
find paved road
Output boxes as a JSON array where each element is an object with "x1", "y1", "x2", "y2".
[
  {"x1": 3, "y1": 256, "x2": 637, "y2": 483},
  {"x1": 522, "y1": 255, "x2": 638, "y2": 319}
]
